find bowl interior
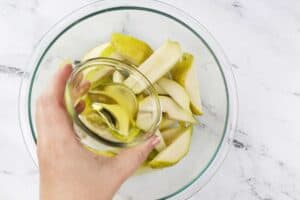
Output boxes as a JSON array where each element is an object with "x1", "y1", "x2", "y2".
[{"x1": 28, "y1": 5, "x2": 229, "y2": 200}]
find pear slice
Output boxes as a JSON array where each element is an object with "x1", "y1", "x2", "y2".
[
  {"x1": 154, "y1": 129, "x2": 166, "y2": 152},
  {"x1": 157, "y1": 78, "x2": 191, "y2": 112},
  {"x1": 153, "y1": 83, "x2": 168, "y2": 95},
  {"x1": 103, "y1": 84, "x2": 138, "y2": 119},
  {"x1": 78, "y1": 114, "x2": 119, "y2": 142},
  {"x1": 146, "y1": 150, "x2": 159, "y2": 162},
  {"x1": 136, "y1": 112, "x2": 154, "y2": 131},
  {"x1": 92, "y1": 103, "x2": 130, "y2": 136},
  {"x1": 111, "y1": 33, "x2": 153, "y2": 65},
  {"x1": 124, "y1": 40, "x2": 182, "y2": 93},
  {"x1": 78, "y1": 128, "x2": 119, "y2": 157},
  {"x1": 82, "y1": 42, "x2": 123, "y2": 62},
  {"x1": 171, "y1": 53, "x2": 203, "y2": 115},
  {"x1": 82, "y1": 43, "x2": 110, "y2": 61},
  {"x1": 159, "y1": 117, "x2": 177, "y2": 130},
  {"x1": 161, "y1": 126, "x2": 184, "y2": 145},
  {"x1": 139, "y1": 96, "x2": 197, "y2": 124},
  {"x1": 84, "y1": 146, "x2": 117, "y2": 157},
  {"x1": 84, "y1": 67, "x2": 113, "y2": 84},
  {"x1": 135, "y1": 114, "x2": 166, "y2": 152},
  {"x1": 149, "y1": 126, "x2": 192, "y2": 168},
  {"x1": 112, "y1": 71, "x2": 125, "y2": 83},
  {"x1": 101, "y1": 44, "x2": 124, "y2": 60},
  {"x1": 89, "y1": 84, "x2": 138, "y2": 119},
  {"x1": 110, "y1": 127, "x2": 141, "y2": 143}
]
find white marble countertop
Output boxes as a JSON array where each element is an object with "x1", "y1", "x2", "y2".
[{"x1": 1, "y1": 0, "x2": 300, "y2": 199}]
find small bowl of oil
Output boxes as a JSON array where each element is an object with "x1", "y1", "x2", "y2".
[{"x1": 64, "y1": 57, "x2": 161, "y2": 153}]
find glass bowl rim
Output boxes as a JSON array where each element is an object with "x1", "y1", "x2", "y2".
[{"x1": 18, "y1": 0, "x2": 239, "y2": 199}]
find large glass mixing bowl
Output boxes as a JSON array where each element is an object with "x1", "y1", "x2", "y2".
[{"x1": 19, "y1": 0, "x2": 238, "y2": 199}]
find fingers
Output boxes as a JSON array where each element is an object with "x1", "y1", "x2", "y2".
[
  {"x1": 75, "y1": 100, "x2": 85, "y2": 114},
  {"x1": 72, "y1": 80, "x2": 91, "y2": 100},
  {"x1": 50, "y1": 64, "x2": 73, "y2": 105},
  {"x1": 36, "y1": 64, "x2": 75, "y2": 143},
  {"x1": 111, "y1": 136, "x2": 160, "y2": 180}
]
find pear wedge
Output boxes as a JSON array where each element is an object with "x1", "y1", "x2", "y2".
[
  {"x1": 82, "y1": 43, "x2": 110, "y2": 61},
  {"x1": 111, "y1": 33, "x2": 153, "y2": 65},
  {"x1": 171, "y1": 53, "x2": 203, "y2": 115},
  {"x1": 149, "y1": 126, "x2": 192, "y2": 168},
  {"x1": 136, "y1": 112, "x2": 154, "y2": 131},
  {"x1": 139, "y1": 96, "x2": 197, "y2": 124},
  {"x1": 159, "y1": 117, "x2": 177, "y2": 130},
  {"x1": 84, "y1": 67, "x2": 113, "y2": 84},
  {"x1": 89, "y1": 84, "x2": 138, "y2": 119},
  {"x1": 153, "y1": 83, "x2": 168, "y2": 95},
  {"x1": 154, "y1": 129, "x2": 166, "y2": 152},
  {"x1": 82, "y1": 42, "x2": 123, "y2": 62},
  {"x1": 84, "y1": 146, "x2": 117, "y2": 157},
  {"x1": 157, "y1": 78, "x2": 191, "y2": 112},
  {"x1": 112, "y1": 71, "x2": 125, "y2": 83},
  {"x1": 110, "y1": 127, "x2": 141, "y2": 143},
  {"x1": 161, "y1": 126, "x2": 184, "y2": 145},
  {"x1": 78, "y1": 114, "x2": 118, "y2": 141},
  {"x1": 136, "y1": 114, "x2": 166, "y2": 152},
  {"x1": 124, "y1": 40, "x2": 182, "y2": 93},
  {"x1": 92, "y1": 103, "x2": 130, "y2": 136},
  {"x1": 103, "y1": 84, "x2": 138, "y2": 119}
]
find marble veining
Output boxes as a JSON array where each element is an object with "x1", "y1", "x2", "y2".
[
  {"x1": 0, "y1": 64, "x2": 27, "y2": 77},
  {"x1": 1, "y1": 0, "x2": 300, "y2": 200}
]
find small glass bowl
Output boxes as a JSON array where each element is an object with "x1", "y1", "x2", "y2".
[{"x1": 64, "y1": 57, "x2": 161, "y2": 149}]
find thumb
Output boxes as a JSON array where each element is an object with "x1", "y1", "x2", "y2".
[
  {"x1": 112, "y1": 135, "x2": 160, "y2": 180},
  {"x1": 49, "y1": 64, "x2": 73, "y2": 105}
]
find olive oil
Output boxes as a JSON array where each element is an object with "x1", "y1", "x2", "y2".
[{"x1": 79, "y1": 82, "x2": 141, "y2": 143}]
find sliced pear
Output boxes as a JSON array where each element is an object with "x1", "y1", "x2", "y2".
[
  {"x1": 78, "y1": 114, "x2": 119, "y2": 142},
  {"x1": 89, "y1": 84, "x2": 137, "y2": 119},
  {"x1": 139, "y1": 96, "x2": 197, "y2": 124},
  {"x1": 79, "y1": 131, "x2": 119, "y2": 157},
  {"x1": 186, "y1": 66, "x2": 203, "y2": 115},
  {"x1": 110, "y1": 126, "x2": 141, "y2": 143},
  {"x1": 157, "y1": 78, "x2": 191, "y2": 112},
  {"x1": 146, "y1": 150, "x2": 159, "y2": 162},
  {"x1": 149, "y1": 126, "x2": 192, "y2": 168},
  {"x1": 171, "y1": 53, "x2": 203, "y2": 115},
  {"x1": 136, "y1": 112, "x2": 154, "y2": 131},
  {"x1": 84, "y1": 146, "x2": 117, "y2": 157},
  {"x1": 82, "y1": 43, "x2": 110, "y2": 61},
  {"x1": 82, "y1": 42, "x2": 124, "y2": 62},
  {"x1": 153, "y1": 83, "x2": 168, "y2": 95},
  {"x1": 112, "y1": 71, "x2": 125, "y2": 83},
  {"x1": 100, "y1": 44, "x2": 115, "y2": 57},
  {"x1": 101, "y1": 44, "x2": 124, "y2": 60},
  {"x1": 88, "y1": 90, "x2": 116, "y2": 105},
  {"x1": 92, "y1": 103, "x2": 130, "y2": 136},
  {"x1": 124, "y1": 40, "x2": 182, "y2": 93},
  {"x1": 111, "y1": 33, "x2": 153, "y2": 65},
  {"x1": 154, "y1": 129, "x2": 166, "y2": 152},
  {"x1": 103, "y1": 84, "x2": 137, "y2": 119},
  {"x1": 161, "y1": 126, "x2": 184, "y2": 145},
  {"x1": 136, "y1": 114, "x2": 166, "y2": 152},
  {"x1": 159, "y1": 117, "x2": 177, "y2": 130},
  {"x1": 84, "y1": 67, "x2": 113, "y2": 84},
  {"x1": 137, "y1": 93, "x2": 146, "y2": 102}
]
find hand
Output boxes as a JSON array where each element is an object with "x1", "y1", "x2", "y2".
[{"x1": 36, "y1": 64, "x2": 160, "y2": 200}]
